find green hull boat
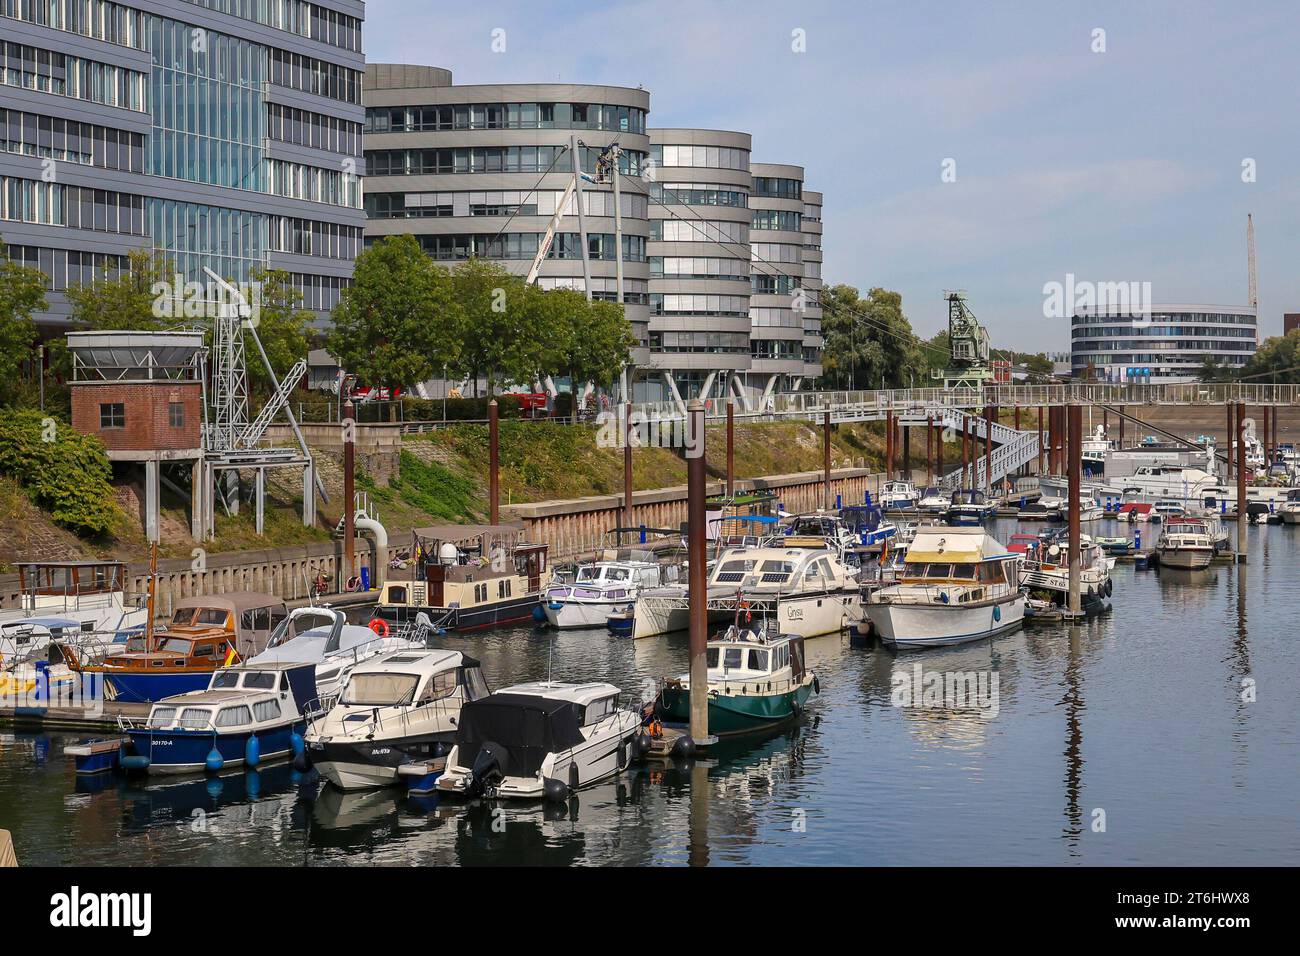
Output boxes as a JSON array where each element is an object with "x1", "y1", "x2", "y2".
[{"x1": 658, "y1": 678, "x2": 816, "y2": 735}]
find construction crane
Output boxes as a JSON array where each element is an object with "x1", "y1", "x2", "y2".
[
  {"x1": 933, "y1": 291, "x2": 993, "y2": 389},
  {"x1": 1247, "y1": 213, "x2": 1257, "y2": 308}
]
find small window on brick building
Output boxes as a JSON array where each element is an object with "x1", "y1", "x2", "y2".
[
  {"x1": 169, "y1": 402, "x2": 185, "y2": 428},
  {"x1": 100, "y1": 403, "x2": 125, "y2": 429}
]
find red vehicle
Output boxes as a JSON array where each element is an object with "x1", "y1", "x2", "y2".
[
  {"x1": 1007, "y1": 533, "x2": 1041, "y2": 555},
  {"x1": 514, "y1": 392, "x2": 550, "y2": 417},
  {"x1": 351, "y1": 385, "x2": 403, "y2": 403}
]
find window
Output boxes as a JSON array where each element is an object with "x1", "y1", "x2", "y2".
[
  {"x1": 418, "y1": 670, "x2": 458, "y2": 704},
  {"x1": 146, "y1": 707, "x2": 176, "y2": 728},
  {"x1": 215, "y1": 706, "x2": 251, "y2": 728},
  {"x1": 723, "y1": 648, "x2": 744, "y2": 669},
  {"x1": 178, "y1": 707, "x2": 212, "y2": 730},
  {"x1": 243, "y1": 672, "x2": 275, "y2": 690},
  {"x1": 252, "y1": 699, "x2": 281, "y2": 722},
  {"x1": 748, "y1": 649, "x2": 769, "y2": 672},
  {"x1": 99, "y1": 403, "x2": 124, "y2": 428},
  {"x1": 168, "y1": 402, "x2": 184, "y2": 427},
  {"x1": 210, "y1": 671, "x2": 240, "y2": 689},
  {"x1": 342, "y1": 673, "x2": 419, "y2": 706}
]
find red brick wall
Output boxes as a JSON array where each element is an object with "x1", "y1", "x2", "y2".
[{"x1": 71, "y1": 383, "x2": 203, "y2": 451}]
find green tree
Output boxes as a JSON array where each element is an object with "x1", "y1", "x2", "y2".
[
  {"x1": 1239, "y1": 331, "x2": 1300, "y2": 383},
  {"x1": 0, "y1": 238, "x2": 48, "y2": 405},
  {"x1": 64, "y1": 248, "x2": 173, "y2": 330},
  {"x1": 819, "y1": 285, "x2": 925, "y2": 389},
  {"x1": 544, "y1": 291, "x2": 636, "y2": 403},
  {"x1": 0, "y1": 409, "x2": 117, "y2": 536},
  {"x1": 447, "y1": 258, "x2": 549, "y2": 395},
  {"x1": 328, "y1": 235, "x2": 463, "y2": 403},
  {"x1": 247, "y1": 267, "x2": 312, "y2": 391}
]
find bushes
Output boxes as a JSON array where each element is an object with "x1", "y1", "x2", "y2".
[
  {"x1": 0, "y1": 409, "x2": 117, "y2": 536},
  {"x1": 388, "y1": 450, "x2": 477, "y2": 522}
]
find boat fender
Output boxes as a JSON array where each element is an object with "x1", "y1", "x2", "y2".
[
  {"x1": 813, "y1": 676, "x2": 821, "y2": 695},
  {"x1": 993, "y1": 605, "x2": 1001, "y2": 623},
  {"x1": 367, "y1": 618, "x2": 390, "y2": 638},
  {"x1": 670, "y1": 735, "x2": 696, "y2": 760},
  {"x1": 245, "y1": 735, "x2": 261, "y2": 769},
  {"x1": 636, "y1": 732, "x2": 654, "y2": 759},
  {"x1": 1104, "y1": 578, "x2": 1113, "y2": 597},
  {"x1": 292, "y1": 749, "x2": 311, "y2": 773},
  {"x1": 531, "y1": 605, "x2": 547, "y2": 623},
  {"x1": 568, "y1": 763, "x2": 580, "y2": 792},
  {"x1": 121, "y1": 754, "x2": 151, "y2": 772},
  {"x1": 469, "y1": 741, "x2": 507, "y2": 797},
  {"x1": 543, "y1": 776, "x2": 569, "y2": 802},
  {"x1": 204, "y1": 747, "x2": 224, "y2": 773},
  {"x1": 290, "y1": 731, "x2": 305, "y2": 758},
  {"x1": 618, "y1": 740, "x2": 629, "y2": 770}
]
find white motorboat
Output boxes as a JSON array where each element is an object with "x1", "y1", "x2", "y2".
[
  {"x1": 863, "y1": 527, "x2": 1025, "y2": 648},
  {"x1": 633, "y1": 544, "x2": 859, "y2": 640},
  {"x1": 1018, "y1": 496, "x2": 1063, "y2": 521},
  {"x1": 879, "y1": 480, "x2": 920, "y2": 511},
  {"x1": 437, "y1": 681, "x2": 641, "y2": 800},
  {"x1": 1019, "y1": 534, "x2": 1114, "y2": 610},
  {"x1": 917, "y1": 486, "x2": 952, "y2": 516},
  {"x1": 1157, "y1": 519, "x2": 1216, "y2": 570},
  {"x1": 0, "y1": 562, "x2": 149, "y2": 658},
  {"x1": 246, "y1": 606, "x2": 425, "y2": 703},
  {"x1": 945, "y1": 489, "x2": 996, "y2": 526},
  {"x1": 543, "y1": 550, "x2": 678, "y2": 629},
  {"x1": 306, "y1": 648, "x2": 491, "y2": 791},
  {"x1": 1081, "y1": 425, "x2": 1114, "y2": 477},
  {"x1": 1280, "y1": 489, "x2": 1300, "y2": 525}
]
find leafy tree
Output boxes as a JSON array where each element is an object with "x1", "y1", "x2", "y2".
[
  {"x1": 0, "y1": 409, "x2": 117, "y2": 535},
  {"x1": 819, "y1": 284, "x2": 925, "y2": 388},
  {"x1": 328, "y1": 235, "x2": 463, "y2": 405},
  {"x1": 0, "y1": 238, "x2": 48, "y2": 404},
  {"x1": 64, "y1": 248, "x2": 173, "y2": 330},
  {"x1": 447, "y1": 258, "x2": 549, "y2": 395},
  {"x1": 544, "y1": 290, "x2": 636, "y2": 403},
  {"x1": 246, "y1": 267, "x2": 312, "y2": 391},
  {"x1": 1239, "y1": 331, "x2": 1300, "y2": 383}
]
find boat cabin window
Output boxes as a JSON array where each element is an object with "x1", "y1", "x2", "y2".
[
  {"x1": 240, "y1": 607, "x2": 273, "y2": 631},
  {"x1": 178, "y1": 707, "x2": 211, "y2": 730},
  {"x1": 707, "y1": 647, "x2": 719, "y2": 667},
  {"x1": 215, "y1": 706, "x2": 251, "y2": 728},
  {"x1": 722, "y1": 647, "x2": 744, "y2": 670},
  {"x1": 920, "y1": 564, "x2": 952, "y2": 579},
  {"x1": 242, "y1": 672, "x2": 276, "y2": 690},
  {"x1": 748, "y1": 649, "x2": 769, "y2": 672},
  {"x1": 342, "y1": 673, "x2": 420, "y2": 706},
  {"x1": 252, "y1": 699, "x2": 281, "y2": 722},
  {"x1": 160, "y1": 638, "x2": 193, "y2": 655},
  {"x1": 716, "y1": 559, "x2": 756, "y2": 583},
  {"x1": 582, "y1": 694, "x2": 617, "y2": 724},
  {"x1": 147, "y1": 706, "x2": 176, "y2": 728},
  {"x1": 461, "y1": 666, "x2": 490, "y2": 701},
  {"x1": 950, "y1": 563, "x2": 976, "y2": 579},
  {"x1": 418, "y1": 670, "x2": 458, "y2": 704},
  {"x1": 759, "y1": 560, "x2": 794, "y2": 583},
  {"x1": 775, "y1": 644, "x2": 790, "y2": 669},
  {"x1": 211, "y1": 671, "x2": 241, "y2": 689}
]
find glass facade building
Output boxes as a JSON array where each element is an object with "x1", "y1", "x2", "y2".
[
  {"x1": 1, "y1": 0, "x2": 365, "y2": 327},
  {"x1": 1070, "y1": 305, "x2": 1258, "y2": 383}
]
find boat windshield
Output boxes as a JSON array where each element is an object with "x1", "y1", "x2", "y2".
[
  {"x1": 211, "y1": 671, "x2": 240, "y2": 689},
  {"x1": 172, "y1": 607, "x2": 228, "y2": 627},
  {"x1": 342, "y1": 673, "x2": 420, "y2": 706},
  {"x1": 159, "y1": 638, "x2": 193, "y2": 655}
]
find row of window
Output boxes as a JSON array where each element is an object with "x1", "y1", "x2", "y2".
[
  {"x1": 265, "y1": 157, "x2": 361, "y2": 207},
  {"x1": 750, "y1": 307, "x2": 801, "y2": 328},
  {"x1": 650, "y1": 219, "x2": 748, "y2": 244},
  {"x1": 148, "y1": 132, "x2": 263, "y2": 190},
  {"x1": 150, "y1": 200, "x2": 266, "y2": 283},
  {"x1": 364, "y1": 188, "x2": 646, "y2": 221},
  {"x1": 650, "y1": 256, "x2": 750, "y2": 281},
  {"x1": 751, "y1": 274, "x2": 801, "y2": 295},
  {"x1": 406, "y1": 232, "x2": 647, "y2": 263},
  {"x1": 751, "y1": 339, "x2": 803, "y2": 359},
  {"x1": 751, "y1": 209, "x2": 801, "y2": 231},
  {"x1": 1, "y1": 0, "x2": 147, "y2": 49},
  {"x1": 1, "y1": 243, "x2": 129, "y2": 290},
  {"x1": 0, "y1": 40, "x2": 147, "y2": 111},
  {"x1": 269, "y1": 48, "x2": 362, "y2": 104},
  {"x1": 0, "y1": 108, "x2": 145, "y2": 172},
  {"x1": 183, "y1": 0, "x2": 363, "y2": 52},
  {"x1": 650, "y1": 183, "x2": 748, "y2": 207},
  {"x1": 752, "y1": 176, "x2": 803, "y2": 199},
  {"x1": 365, "y1": 101, "x2": 646, "y2": 135},
  {"x1": 268, "y1": 215, "x2": 361, "y2": 259},
  {"x1": 750, "y1": 242, "x2": 801, "y2": 265},
  {"x1": 1074, "y1": 341, "x2": 1257, "y2": 353},
  {"x1": 1071, "y1": 325, "x2": 1257, "y2": 339},
  {"x1": 536, "y1": 275, "x2": 648, "y2": 304},
  {"x1": 287, "y1": 271, "x2": 349, "y2": 312},
  {"x1": 650, "y1": 293, "x2": 749, "y2": 317},
  {"x1": 0, "y1": 176, "x2": 145, "y2": 234},
  {"x1": 650, "y1": 144, "x2": 750, "y2": 171},
  {"x1": 150, "y1": 16, "x2": 266, "y2": 91},
  {"x1": 1072, "y1": 311, "x2": 1256, "y2": 325},
  {"x1": 267, "y1": 103, "x2": 362, "y2": 156},
  {"x1": 365, "y1": 145, "x2": 648, "y2": 177},
  {"x1": 649, "y1": 331, "x2": 749, "y2": 353},
  {"x1": 100, "y1": 401, "x2": 184, "y2": 429}
]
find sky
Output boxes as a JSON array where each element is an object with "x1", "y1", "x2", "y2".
[{"x1": 364, "y1": 0, "x2": 1300, "y2": 351}]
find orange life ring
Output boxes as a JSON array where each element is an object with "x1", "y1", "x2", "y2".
[{"x1": 368, "y1": 618, "x2": 390, "y2": 638}]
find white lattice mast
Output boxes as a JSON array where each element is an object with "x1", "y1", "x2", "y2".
[
  {"x1": 1246, "y1": 213, "x2": 1258, "y2": 308},
  {"x1": 208, "y1": 291, "x2": 249, "y2": 452}
]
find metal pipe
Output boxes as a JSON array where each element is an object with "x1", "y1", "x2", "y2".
[
  {"x1": 343, "y1": 398, "x2": 355, "y2": 581},
  {"x1": 687, "y1": 399, "x2": 709, "y2": 745},
  {"x1": 726, "y1": 399, "x2": 734, "y2": 498},
  {"x1": 823, "y1": 410, "x2": 832, "y2": 509},
  {"x1": 1068, "y1": 403, "x2": 1082, "y2": 613}
]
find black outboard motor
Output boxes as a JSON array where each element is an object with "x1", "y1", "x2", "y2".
[{"x1": 469, "y1": 741, "x2": 508, "y2": 797}]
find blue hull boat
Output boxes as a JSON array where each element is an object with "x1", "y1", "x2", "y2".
[{"x1": 106, "y1": 670, "x2": 216, "y2": 704}]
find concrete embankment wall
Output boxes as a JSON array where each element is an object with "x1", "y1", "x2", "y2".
[{"x1": 0, "y1": 467, "x2": 883, "y2": 613}]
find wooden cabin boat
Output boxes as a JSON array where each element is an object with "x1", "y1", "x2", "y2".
[
  {"x1": 63, "y1": 593, "x2": 287, "y2": 704},
  {"x1": 656, "y1": 622, "x2": 819, "y2": 735},
  {"x1": 863, "y1": 526, "x2": 1025, "y2": 648},
  {"x1": 374, "y1": 525, "x2": 548, "y2": 631}
]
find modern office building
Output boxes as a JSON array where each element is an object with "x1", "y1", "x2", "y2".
[
  {"x1": 362, "y1": 64, "x2": 652, "y2": 373},
  {"x1": 0, "y1": 0, "x2": 366, "y2": 329},
  {"x1": 1070, "y1": 304, "x2": 1258, "y2": 382},
  {"x1": 362, "y1": 64, "x2": 825, "y2": 403}
]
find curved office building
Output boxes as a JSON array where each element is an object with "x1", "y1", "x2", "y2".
[
  {"x1": 748, "y1": 162, "x2": 809, "y2": 396},
  {"x1": 647, "y1": 128, "x2": 753, "y2": 404},
  {"x1": 362, "y1": 65, "x2": 652, "y2": 366},
  {"x1": 800, "y1": 189, "x2": 825, "y2": 379},
  {"x1": 1070, "y1": 304, "x2": 1258, "y2": 383}
]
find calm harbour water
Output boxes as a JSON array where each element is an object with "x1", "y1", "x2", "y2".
[{"x1": 2, "y1": 517, "x2": 1297, "y2": 866}]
